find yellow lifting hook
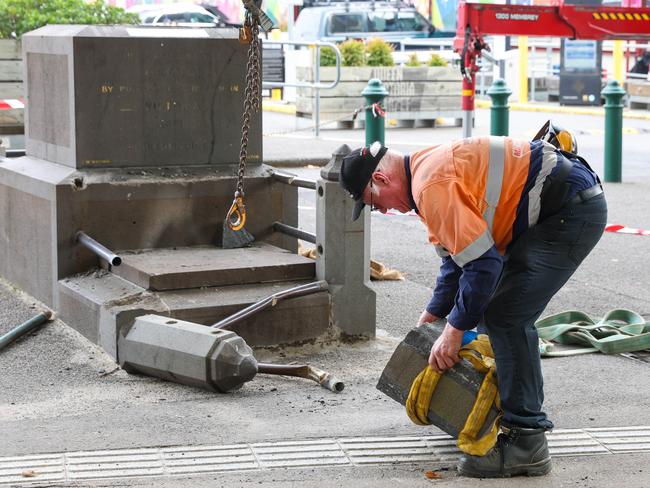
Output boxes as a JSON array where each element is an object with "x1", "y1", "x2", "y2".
[{"x1": 226, "y1": 192, "x2": 247, "y2": 231}]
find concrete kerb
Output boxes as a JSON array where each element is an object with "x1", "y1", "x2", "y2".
[
  {"x1": 475, "y1": 99, "x2": 650, "y2": 121},
  {"x1": 262, "y1": 100, "x2": 297, "y2": 115},
  {"x1": 263, "y1": 99, "x2": 650, "y2": 121}
]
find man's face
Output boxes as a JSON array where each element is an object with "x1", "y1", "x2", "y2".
[{"x1": 360, "y1": 172, "x2": 410, "y2": 215}]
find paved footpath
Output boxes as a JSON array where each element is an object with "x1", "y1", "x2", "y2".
[{"x1": 1, "y1": 105, "x2": 649, "y2": 487}]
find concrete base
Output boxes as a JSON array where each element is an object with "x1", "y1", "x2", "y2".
[
  {"x1": 58, "y1": 270, "x2": 331, "y2": 360},
  {"x1": 0, "y1": 156, "x2": 298, "y2": 309}
]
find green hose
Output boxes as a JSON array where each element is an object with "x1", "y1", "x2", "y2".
[{"x1": 0, "y1": 311, "x2": 52, "y2": 351}]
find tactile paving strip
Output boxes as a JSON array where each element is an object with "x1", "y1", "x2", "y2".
[{"x1": 2, "y1": 426, "x2": 648, "y2": 485}]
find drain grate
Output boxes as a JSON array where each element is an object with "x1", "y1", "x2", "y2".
[{"x1": 2, "y1": 426, "x2": 650, "y2": 485}]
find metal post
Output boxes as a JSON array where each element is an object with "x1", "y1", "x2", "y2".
[
  {"x1": 461, "y1": 74, "x2": 475, "y2": 138},
  {"x1": 518, "y1": 36, "x2": 529, "y2": 103},
  {"x1": 487, "y1": 79, "x2": 512, "y2": 136},
  {"x1": 315, "y1": 46, "x2": 321, "y2": 137},
  {"x1": 531, "y1": 44, "x2": 536, "y2": 102},
  {"x1": 362, "y1": 79, "x2": 388, "y2": 146},
  {"x1": 602, "y1": 80, "x2": 626, "y2": 183},
  {"x1": 315, "y1": 145, "x2": 376, "y2": 337}
]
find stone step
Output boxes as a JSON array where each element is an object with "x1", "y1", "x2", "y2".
[
  {"x1": 159, "y1": 281, "x2": 329, "y2": 347},
  {"x1": 58, "y1": 271, "x2": 330, "y2": 360},
  {"x1": 108, "y1": 242, "x2": 315, "y2": 291}
]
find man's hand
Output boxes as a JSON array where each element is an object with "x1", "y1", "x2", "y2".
[
  {"x1": 428, "y1": 323, "x2": 464, "y2": 373},
  {"x1": 417, "y1": 310, "x2": 439, "y2": 326}
]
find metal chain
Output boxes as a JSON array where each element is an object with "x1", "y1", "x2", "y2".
[{"x1": 237, "y1": 16, "x2": 261, "y2": 196}]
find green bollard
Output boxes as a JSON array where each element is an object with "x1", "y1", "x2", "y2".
[
  {"x1": 487, "y1": 79, "x2": 512, "y2": 136},
  {"x1": 362, "y1": 79, "x2": 388, "y2": 146},
  {"x1": 602, "y1": 80, "x2": 626, "y2": 183}
]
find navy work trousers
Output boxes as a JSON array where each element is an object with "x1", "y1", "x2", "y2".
[{"x1": 481, "y1": 193, "x2": 607, "y2": 430}]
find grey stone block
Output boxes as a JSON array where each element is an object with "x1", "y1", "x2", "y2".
[
  {"x1": 377, "y1": 321, "x2": 500, "y2": 439},
  {"x1": 118, "y1": 314, "x2": 258, "y2": 392},
  {"x1": 0, "y1": 157, "x2": 299, "y2": 309},
  {"x1": 110, "y1": 242, "x2": 315, "y2": 291},
  {"x1": 0, "y1": 156, "x2": 71, "y2": 304},
  {"x1": 316, "y1": 146, "x2": 375, "y2": 337},
  {"x1": 161, "y1": 281, "x2": 331, "y2": 347},
  {"x1": 22, "y1": 25, "x2": 261, "y2": 169},
  {"x1": 58, "y1": 270, "x2": 330, "y2": 356},
  {"x1": 58, "y1": 271, "x2": 170, "y2": 359}
]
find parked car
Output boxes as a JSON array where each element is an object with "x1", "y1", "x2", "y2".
[
  {"x1": 129, "y1": 4, "x2": 227, "y2": 27},
  {"x1": 293, "y1": 1, "x2": 440, "y2": 43}
]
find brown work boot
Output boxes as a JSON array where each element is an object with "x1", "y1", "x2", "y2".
[{"x1": 457, "y1": 425, "x2": 552, "y2": 478}]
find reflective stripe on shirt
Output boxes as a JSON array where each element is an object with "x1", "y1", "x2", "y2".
[
  {"x1": 435, "y1": 245, "x2": 450, "y2": 258},
  {"x1": 483, "y1": 137, "x2": 506, "y2": 233},
  {"x1": 451, "y1": 137, "x2": 503, "y2": 267},
  {"x1": 528, "y1": 142, "x2": 558, "y2": 227},
  {"x1": 452, "y1": 228, "x2": 495, "y2": 267}
]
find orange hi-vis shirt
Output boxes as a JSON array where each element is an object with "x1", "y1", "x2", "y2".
[{"x1": 410, "y1": 136, "x2": 558, "y2": 267}]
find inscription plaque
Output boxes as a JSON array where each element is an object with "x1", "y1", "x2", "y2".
[{"x1": 23, "y1": 25, "x2": 262, "y2": 169}]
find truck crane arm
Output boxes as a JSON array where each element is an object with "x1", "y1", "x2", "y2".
[{"x1": 454, "y1": 1, "x2": 650, "y2": 79}]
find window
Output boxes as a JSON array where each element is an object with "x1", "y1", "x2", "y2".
[
  {"x1": 157, "y1": 11, "x2": 215, "y2": 24},
  {"x1": 369, "y1": 11, "x2": 398, "y2": 32},
  {"x1": 368, "y1": 9, "x2": 429, "y2": 33},
  {"x1": 187, "y1": 12, "x2": 215, "y2": 23},
  {"x1": 159, "y1": 13, "x2": 184, "y2": 24},
  {"x1": 327, "y1": 13, "x2": 366, "y2": 34},
  {"x1": 396, "y1": 11, "x2": 429, "y2": 32}
]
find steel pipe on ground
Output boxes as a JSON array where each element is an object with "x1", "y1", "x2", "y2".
[{"x1": 0, "y1": 311, "x2": 52, "y2": 351}]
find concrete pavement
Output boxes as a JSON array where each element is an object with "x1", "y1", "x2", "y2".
[{"x1": 1, "y1": 105, "x2": 649, "y2": 487}]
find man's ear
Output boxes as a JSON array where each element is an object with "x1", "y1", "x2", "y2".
[{"x1": 371, "y1": 171, "x2": 390, "y2": 186}]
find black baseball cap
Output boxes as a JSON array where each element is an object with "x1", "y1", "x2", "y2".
[{"x1": 339, "y1": 141, "x2": 388, "y2": 221}]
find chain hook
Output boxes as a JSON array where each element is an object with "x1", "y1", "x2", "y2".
[{"x1": 226, "y1": 191, "x2": 247, "y2": 231}]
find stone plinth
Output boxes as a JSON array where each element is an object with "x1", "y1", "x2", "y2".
[
  {"x1": 0, "y1": 157, "x2": 297, "y2": 307},
  {"x1": 22, "y1": 25, "x2": 261, "y2": 169}
]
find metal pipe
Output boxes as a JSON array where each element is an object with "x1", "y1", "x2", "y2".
[
  {"x1": 257, "y1": 363, "x2": 345, "y2": 393},
  {"x1": 315, "y1": 46, "x2": 321, "y2": 138},
  {"x1": 273, "y1": 222, "x2": 316, "y2": 244},
  {"x1": 0, "y1": 311, "x2": 52, "y2": 351},
  {"x1": 271, "y1": 171, "x2": 317, "y2": 190},
  {"x1": 76, "y1": 231, "x2": 122, "y2": 267},
  {"x1": 211, "y1": 280, "x2": 328, "y2": 330}
]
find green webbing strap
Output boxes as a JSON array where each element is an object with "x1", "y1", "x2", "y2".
[{"x1": 535, "y1": 309, "x2": 650, "y2": 357}]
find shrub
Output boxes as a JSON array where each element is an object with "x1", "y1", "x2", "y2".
[
  {"x1": 366, "y1": 37, "x2": 394, "y2": 67},
  {"x1": 320, "y1": 46, "x2": 337, "y2": 67},
  {"x1": 428, "y1": 53, "x2": 448, "y2": 67},
  {"x1": 339, "y1": 39, "x2": 365, "y2": 67},
  {"x1": 0, "y1": 0, "x2": 139, "y2": 39},
  {"x1": 405, "y1": 53, "x2": 421, "y2": 67}
]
